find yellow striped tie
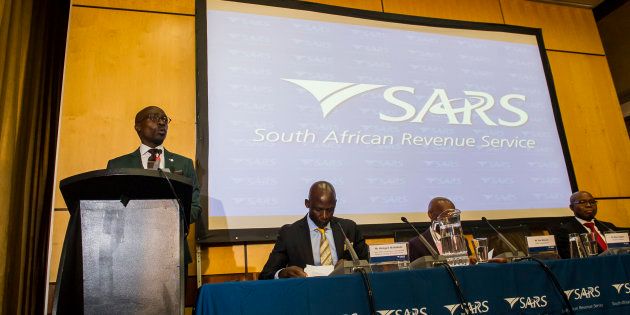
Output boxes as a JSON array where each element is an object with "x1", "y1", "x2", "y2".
[{"x1": 317, "y1": 228, "x2": 332, "y2": 265}]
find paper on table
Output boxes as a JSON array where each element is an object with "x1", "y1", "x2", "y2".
[
  {"x1": 488, "y1": 249, "x2": 494, "y2": 259},
  {"x1": 304, "y1": 264, "x2": 334, "y2": 277}
]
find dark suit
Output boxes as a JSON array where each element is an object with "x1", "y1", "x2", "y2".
[
  {"x1": 259, "y1": 216, "x2": 369, "y2": 280},
  {"x1": 553, "y1": 217, "x2": 616, "y2": 259},
  {"x1": 408, "y1": 229, "x2": 438, "y2": 262},
  {"x1": 106, "y1": 148, "x2": 201, "y2": 263}
]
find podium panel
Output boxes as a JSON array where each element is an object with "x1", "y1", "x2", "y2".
[{"x1": 80, "y1": 199, "x2": 181, "y2": 314}]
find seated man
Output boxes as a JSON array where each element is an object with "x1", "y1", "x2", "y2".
[
  {"x1": 259, "y1": 181, "x2": 369, "y2": 279},
  {"x1": 408, "y1": 197, "x2": 477, "y2": 263},
  {"x1": 554, "y1": 191, "x2": 617, "y2": 259}
]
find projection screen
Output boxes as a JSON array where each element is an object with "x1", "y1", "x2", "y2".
[{"x1": 196, "y1": 0, "x2": 576, "y2": 241}]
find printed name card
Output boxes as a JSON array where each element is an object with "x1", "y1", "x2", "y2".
[
  {"x1": 368, "y1": 243, "x2": 409, "y2": 263},
  {"x1": 526, "y1": 235, "x2": 557, "y2": 254},
  {"x1": 604, "y1": 232, "x2": 630, "y2": 249}
]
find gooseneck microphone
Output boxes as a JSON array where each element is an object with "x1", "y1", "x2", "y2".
[
  {"x1": 335, "y1": 221, "x2": 376, "y2": 315},
  {"x1": 157, "y1": 168, "x2": 189, "y2": 237},
  {"x1": 336, "y1": 221, "x2": 360, "y2": 265},
  {"x1": 481, "y1": 217, "x2": 524, "y2": 258},
  {"x1": 401, "y1": 217, "x2": 439, "y2": 260},
  {"x1": 596, "y1": 219, "x2": 616, "y2": 232}
]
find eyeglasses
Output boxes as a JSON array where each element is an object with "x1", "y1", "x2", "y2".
[
  {"x1": 145, "y1": 113, "x2": 172, "y2": 124},
  {"x1": 572, "y1": 199, "x2": 598, "y2": 206}
]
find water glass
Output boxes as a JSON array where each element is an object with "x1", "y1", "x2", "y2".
[
  {"x1": 569, "y1": 233, "x2": 586, "y2": 258},
  {"x1": 579, "y1": 232, "x2": 598, "y2": 256},
  {"x1": 473, "y1": 238, "x2": 489, "y2": 263}
]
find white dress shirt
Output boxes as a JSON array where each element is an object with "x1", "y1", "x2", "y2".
[{"x1": 139, "y1": 144, "x2": 165, "y2": 169}]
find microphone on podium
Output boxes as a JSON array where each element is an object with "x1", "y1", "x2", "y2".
[
  {"x1": 481, "y1": 217, "x2": 525, "y2": 260},
  {"x1": 330, "y1": 220, "x2": 370, "y2": 275},
  {"x1": 401, "y1": 217, "x2": 445, "y2": 268}
]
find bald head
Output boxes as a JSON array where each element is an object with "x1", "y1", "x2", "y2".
[
  {"x1": 305, "y1": 181, "x2": 337, "y2": 228},
  {"x1": 134, "y1": 106, "x2": 168, "y2": 147},
  {"x1": 427, "y1": 197, "x2": 455, "y2": 221}
]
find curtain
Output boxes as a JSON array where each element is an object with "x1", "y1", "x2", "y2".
[{"x1": 0, "y1": 0, "x2": 70, "y2": 313}]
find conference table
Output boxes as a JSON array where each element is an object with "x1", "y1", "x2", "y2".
[{"x1": 195, "y1": 255, "x2": 630, "y2": 315}]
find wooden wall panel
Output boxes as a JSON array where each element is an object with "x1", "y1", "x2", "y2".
[
  {"x1": 500, "y1": 0, "x2": 604, "y2": 54},
  {"x1": 246, "y1": 243, "x2": 275, "y2": 272},
  {"x1": 547, "y1": 51, "x2": 630, "y2": 223},
  {"x1": 301, "y1": 0, "x2": 382, "y2": 12},
  {"x1": 596, "y1": 199, "x2": 630, "y2": 228},
  {"x1": 55, "y1": 6, "x2": 196, "y2": 209},
  {"x1": 74, "y1": 0, "x2": 195, "y2": 15},
  {"x1": 197, "y1": 245, "x2": 246, "y2": 274},
  {"x1": 382, "y1": 0, "x2": 503, "y2": 24}
]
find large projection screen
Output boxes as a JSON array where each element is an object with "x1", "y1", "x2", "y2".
[{"x1": 196, "y1": 0, "x2": 576, "y2": 242}]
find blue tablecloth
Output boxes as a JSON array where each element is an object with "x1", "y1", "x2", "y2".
[{"x1": 196, "y1": 255, "x2": 630, "y2": 315}]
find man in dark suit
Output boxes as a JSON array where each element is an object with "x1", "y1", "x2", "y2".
[
  {"x1": 259, "y1": 181, "x2": 369, "y2": 279},
  {"x1": 106, "y1": 106, "x2": 201, "y2": 263},
  {"x1": 408, "y1": 197, "x2": 454, "y2": 261},
  {"x1": 554, "y1": 191, "x2": 617, "y2": 259}
]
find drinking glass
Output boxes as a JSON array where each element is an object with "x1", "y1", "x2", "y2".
[
  {"x1": 473, "y1": 238, "x2": 489, "y2": 263},
  {"x1": 579, "y1": 232, "x2": 598, "y2": 257}
]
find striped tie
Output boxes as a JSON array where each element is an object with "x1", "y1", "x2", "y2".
[{"x1": 317, "y1": 228, "x2": 332, "y2": 265}]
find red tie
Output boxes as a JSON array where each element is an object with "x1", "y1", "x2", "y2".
[{"x1": 583, "y1": 222, "x2": 607, "y2": 251}]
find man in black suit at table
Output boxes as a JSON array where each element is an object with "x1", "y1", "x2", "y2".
[
  {"x1": 554, "y1": 191, "x2": 617, "y2": 259},
  {"x1": 259, "y1": 181, "x2": 369, "y2": 279},
  {"x1": 408, "y1": 197, "x2": 455, "y2": 261}
]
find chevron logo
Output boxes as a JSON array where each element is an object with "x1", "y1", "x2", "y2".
[
  {"x1": 504, "y1": 297, "x2": 519, "y2": 308},
  {"x1": 282, "y1": 79, "x2": 384, "y2": 118},
  {"x1": 444, "y1": 304, "x2": 461, "y2": 315}
]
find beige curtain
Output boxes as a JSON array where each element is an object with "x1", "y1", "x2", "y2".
[{"x1": 0, "y1": 0, "x2": 69, "y2": 313}]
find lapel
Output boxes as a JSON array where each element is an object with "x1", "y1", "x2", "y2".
[
  {"x1": 422, "y1": 228, "x2": 438, "y2": 252},
  {"x1": 572, "y1": 217, "x2": 589, "y2": 233},
  {"x1": 331, "y1": 218, "x2": 345, "y2": 259},
  {"x1": 130, "y1": 148, "x2": 143, "y2": 168},
  {"x1": 297, "y1": 217, "x2": 315, "y2": 265},
  {"x1": 163, "y1": 149, "x2": 176, "y2": 171}
]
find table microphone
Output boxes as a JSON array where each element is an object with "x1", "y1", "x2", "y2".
[
  {"x1": 336, "y1": 221, "x2": 360, "y2": 265},
  {"x1": 401, "y1": 217, "x2": 439, "y2": 260},
  {"x1": 481, "y1": 217, "x2": 525, "y2": 259},
  {"x1": 335, "y1": 221, "x2": 376, "y2": 315},
  {"x1": 596, "y1": 219, "x2": 616, "y2": 232}
]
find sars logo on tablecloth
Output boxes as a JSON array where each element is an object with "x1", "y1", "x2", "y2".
[
  {"x1": 504, "y1": 296, "x2": 548, "y2": 310},
  {"x1": 564, "y1": 286, "x2": 600, "y2": 300},
  {"x1": 612, "y1": 283, "x2": 630, "y2": 294},
  {"x1": 375, "y1": 308, "x2": 428, "y2": 315},
  {"x1": 443, "y1": 301, "x2": 490, "y2": 315}
]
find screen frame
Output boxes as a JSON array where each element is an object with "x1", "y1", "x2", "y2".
[{"x1": 194, "y1": 0, "x2": 578, "y2": 244}]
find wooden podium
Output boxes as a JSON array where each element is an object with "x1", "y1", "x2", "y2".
[{"x1": 53, "y1": 169, "x2": 192, "y2": 315}]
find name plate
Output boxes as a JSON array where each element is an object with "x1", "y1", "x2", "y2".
[
  {"x1": 368, "y1": 243, "x2": 408, "y2": 263},
  {"x1": 526, "y1": 235, "x2": 557, "y2": 254},
  {"x1": 604, "y1": 232, "x2": 630, "y2": 248}
]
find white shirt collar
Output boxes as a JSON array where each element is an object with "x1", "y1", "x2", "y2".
[
  {"x1": 139, "y1": 143, "x2": 164, "y2": 155},
  {"x1": 306, "y1": 214, "x2": 331, "y2": 231},
  {"x1": 574, "y1": 216, "x2": 593, "y2": 225}
]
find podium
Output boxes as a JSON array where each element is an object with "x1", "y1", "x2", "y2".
[{"x1": 53, "y1": 169, "x2": 192, "y2": 315}]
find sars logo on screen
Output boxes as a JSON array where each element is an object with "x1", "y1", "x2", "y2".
[
  {"x1": 443, "y1": 301, "x2": 490, "y2": 315},
  {"x1": 283, "y1": 79, "x2": 528, "y2": 127}
]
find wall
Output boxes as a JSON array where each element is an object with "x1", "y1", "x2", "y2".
[{"x1": 50, "y1": 0, "x2": 630, "y2": 283}]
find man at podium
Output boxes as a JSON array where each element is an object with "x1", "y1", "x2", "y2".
[
  {"x1": 106, "y1": 105, "x2": 201, "y2": 263},
  {"x1": 259, "y1": 181, "x2": 369, "y2": 279}
]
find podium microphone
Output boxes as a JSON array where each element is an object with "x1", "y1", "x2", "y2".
[
  {"x1": 157, "y1": 168, "x2": 189, "y2": 236},
  {"x1": 596, "y1": 219, "x2": 615, "y2": 232},
  {"x1": 481, "y1": 217, "x2": 525, "y2": 259}
]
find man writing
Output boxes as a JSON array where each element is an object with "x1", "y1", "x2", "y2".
[
  {"x1": 259, "y1": 181, "x2": 369, "y2": 279},
  {"x1": 555, "y1": 191, "x2": 617, "y2": 258},
  {"x1": 107, "y1": 106, "x2": 201, "y2": 263}
]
